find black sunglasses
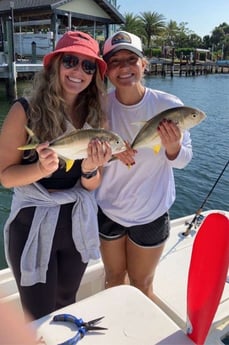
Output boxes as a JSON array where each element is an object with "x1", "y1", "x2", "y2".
[{"x1": 62, "y1": 55, "x2": 97, "y2": 75}]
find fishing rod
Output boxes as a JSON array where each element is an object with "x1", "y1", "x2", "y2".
[{"x1": 183, "y1": 159, "x2": 229, "y2": 236}]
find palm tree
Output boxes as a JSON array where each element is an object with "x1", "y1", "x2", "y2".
[
  {"x1": 138, "y1": 11, "x2": 166, "y2": 48},
  {"x1": 119, "y1": 12, "x2": 143, "y2": 37},
  {"x1": 164, "y1": 20, "x2": 180, "y2": 46}
]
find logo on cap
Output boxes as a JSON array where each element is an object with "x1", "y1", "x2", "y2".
[{"x1": 111, "y1": 32, "x2": 132, "y2": 46}]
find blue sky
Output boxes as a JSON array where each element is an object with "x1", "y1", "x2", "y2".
[{"x1": 117, "y1": 0, "x2": 229, "y2": 38}]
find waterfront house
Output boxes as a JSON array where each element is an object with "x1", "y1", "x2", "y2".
[{"x1": 0, "y1": 0, "x2": 125, "y2": 61}]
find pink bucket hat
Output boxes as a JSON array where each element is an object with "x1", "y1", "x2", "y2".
[{"x1": 43, "y1": 31, "x2": 107, "y2": 79}]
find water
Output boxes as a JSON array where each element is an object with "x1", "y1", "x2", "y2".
[
  {"x1": 142, "y1": 74, "x2": 229, "y2": 218},
  {"x1": 0, "y1": 74, "x2": 228, "y2": 269}
]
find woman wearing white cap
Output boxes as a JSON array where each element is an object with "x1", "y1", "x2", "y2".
[
  {"x1": 0, "y1": 31, "x2": 112, "y2": 319},
  {"x1": 96, "y1": 31, "x2": 193, "y2": 300}
]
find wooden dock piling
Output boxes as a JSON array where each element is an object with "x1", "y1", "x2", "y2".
[
  {"x1": 146, "y1": 58, "x2": 229, "y2": 77},
  {"x1": 5, "y1": 20, "x2": 17, "y2": 99}
]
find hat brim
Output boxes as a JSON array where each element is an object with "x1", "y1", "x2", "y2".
[
  {"x1": 103, "y1": 45, "x2": 143, "y2": 62},
  {"x1": 43, "y1": 45, "x2": 107, "y2": 79}
]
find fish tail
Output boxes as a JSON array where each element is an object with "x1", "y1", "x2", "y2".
[
  {"x1": 17, "y1": 126, "x2": 40, "y2": 150},
  {"x1": 17, "y1": 143, "x2": 37, "y2": 150},
  {"x1": 25, "y1": 125, "x2": 40, "y2": 143}
]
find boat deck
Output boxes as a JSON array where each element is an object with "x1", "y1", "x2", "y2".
[
  {"x1": 33, "y1": 285, "x2": 195, "y2": 345},
  {"x1": 0, "y1": 209, "x2": 228, "y2": 344}
]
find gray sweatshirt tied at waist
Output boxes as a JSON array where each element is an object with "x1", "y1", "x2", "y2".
[{"x1": 4, "y1": 182, "x2": 100, "y2": 286}]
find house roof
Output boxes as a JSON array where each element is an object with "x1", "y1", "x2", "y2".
[{"x1": 0, "y1": 0, "x2": 125, "y2": 24}]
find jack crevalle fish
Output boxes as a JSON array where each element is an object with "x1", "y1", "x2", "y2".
[
  {"x1": 18, "y1": 126, "x2": 126, "y2": 171},
  {"x1": 131, "y1": 106, "x2": 206, "y2": 153}
]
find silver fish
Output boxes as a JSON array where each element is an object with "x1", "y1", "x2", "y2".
[
  {"x1": 131, "y1": 106, "x2": 206, "y2": 152},
  {"x1": 18, "y1": 126, "x2": 126, "y2": 171}
]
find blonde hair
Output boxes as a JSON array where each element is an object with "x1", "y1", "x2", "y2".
[{"x1": 24, "y1": 54, "x2": 107, "y2": 142}]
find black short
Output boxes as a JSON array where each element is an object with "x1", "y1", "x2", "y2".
[{"x1": 98, "y1": 208, "x2": 170, "y2": 247}]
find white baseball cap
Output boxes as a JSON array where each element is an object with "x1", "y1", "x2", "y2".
[{"x1": 103, "y1": 31, "x2": 143, "y2": 62}]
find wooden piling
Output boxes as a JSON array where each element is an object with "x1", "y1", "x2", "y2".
[{"x1": 6, "y1": 20, "x2": 17, "y2": 100}]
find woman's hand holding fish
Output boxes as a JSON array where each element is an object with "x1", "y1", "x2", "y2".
[
  {"x1": 81, "y1": 139, "x2": 112, "y2": 191},
  {"x1": 36, "y1": 142, "x2": 59, "y2": 176},
  {"x1": 82, "y1": 139, "x2": 112, "y2": 172},
  {"x1": 158, "y1": 119, "x2": 182, "y2": 160},
  {"x1": 114, "y1": 142, "x2": 137, "y2": 167}
]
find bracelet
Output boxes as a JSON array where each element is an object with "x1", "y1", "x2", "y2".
[{"x1": 81, "y1": 168, "x2": 98, "y2": 179}]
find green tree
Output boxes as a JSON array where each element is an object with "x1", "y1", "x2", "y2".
[
  {"x1": 117, "y1": 6, "x2": 229, "y2": 59},
  {"x1": 173, "y1": 22, "x2": 193, "y2": 48},
  {"x1": 207, "y1": 23, "x2": 229, "y2": 59},
  {"x1": 138, "y1": 11, "x2": 166, "y2": 48},
  {"x1": 203, "y1": 35, "x2": 211, "y2": 49},
  {"x1": 187, "y1": 33, "x2": 202, "y2": 48},
  {"x1": 119, "y1": 12, "x2": 143, "y2": 36}
]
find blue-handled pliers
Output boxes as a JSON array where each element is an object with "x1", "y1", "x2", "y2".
[{"x1": 52, "y1": 313, "x2": 107, "y2": 345}]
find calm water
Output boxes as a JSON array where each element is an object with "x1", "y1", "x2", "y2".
[{"x1": 0, "y1": 74, "x2": 228, "y2": 269}]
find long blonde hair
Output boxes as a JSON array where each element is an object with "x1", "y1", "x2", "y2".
[{"x1": 24, "y1": 54, "x2": 107, "y2": 142}]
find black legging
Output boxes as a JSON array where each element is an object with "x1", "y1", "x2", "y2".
[{"x1": 8, "y1": 203, "x2": 88, "y2": 320}]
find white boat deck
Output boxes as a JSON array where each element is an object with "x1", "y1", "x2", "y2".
[
  {"x1": 0, "y1": 209, "x2": 228, "y2": 344},
  {"x1": 33, "y1": 285, "x2": 195, "y2": 345}
]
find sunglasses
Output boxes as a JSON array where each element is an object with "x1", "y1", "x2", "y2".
[{"x1": 61, "y1": 55, "x2": 97, "y2": 75}]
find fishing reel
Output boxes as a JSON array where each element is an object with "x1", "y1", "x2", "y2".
[
  {"x1": 185, "y1": 214, "x2": 205, "y2": 229},
  {"x1": 182, "y1": 213, "x2": 205, "y2": 237}
]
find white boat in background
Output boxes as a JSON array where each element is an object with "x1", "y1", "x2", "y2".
[{"x1": 0, "y1": 209, "x2": 228, "y2": 345}]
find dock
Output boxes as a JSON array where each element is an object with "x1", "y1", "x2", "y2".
[
  {"x1": 1, "y1": 58, "x2": 228, "y2": 81},
  {"x1": 0, "y1": 62, "x2": 43, "y2": 99},
  {"x1": 0, "y1": 63, "x2": 42, "y2": 78},
  {"x1": 146, "y1": 58, "x2": 229, "y2": 77},
  {"x1": 1, "y1": 58, "x2": 229, "y2": 99}
]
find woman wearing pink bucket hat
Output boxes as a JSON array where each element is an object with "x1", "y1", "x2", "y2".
[
  {"x1": 43, "y1": 30, "x2": 107, "y2": 79},
  {"x1": 0, "y1": 31, "x2": 112, "y2": 320}
]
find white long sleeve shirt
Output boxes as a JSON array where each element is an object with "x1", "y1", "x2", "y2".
[{"x1": 96, "y1": 88, "x2": 193, "y2": 226}]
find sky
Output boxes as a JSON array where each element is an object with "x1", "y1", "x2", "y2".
[{"x1": 117, "y1": 0, "x2": 229, "y2": 38}]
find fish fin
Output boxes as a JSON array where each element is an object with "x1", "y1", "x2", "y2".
[
  {"x1": 108, "y1": 156, "x2": 117, "y2": 163},
  {"x1": 24, "y1": 125, "x2": 35, "y2": 137},
  {"x1": 83, "y1": 122, "x2": 93, "y2": 129},
  {"x1": 24, "y1": 125, "x2": 39, "y2": 143},
  {"x1": 50, "y1": 130, "x2": 79, "y2": 144},
  {"x1": 65, "y1": 159, "x2": 75, "y2": 172},
  {"x1": 153, "y1": 144, "x2": 161, "y2": 154},
  {"x1": 18, "y1": 125, "x2": 40, "y2": 150},
  {"x1": 18, "y1": 126, "x2": 40, "y2": 150},
  {"x1": 131, "y1": 121, "x2": 147, "y2": 127}
]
